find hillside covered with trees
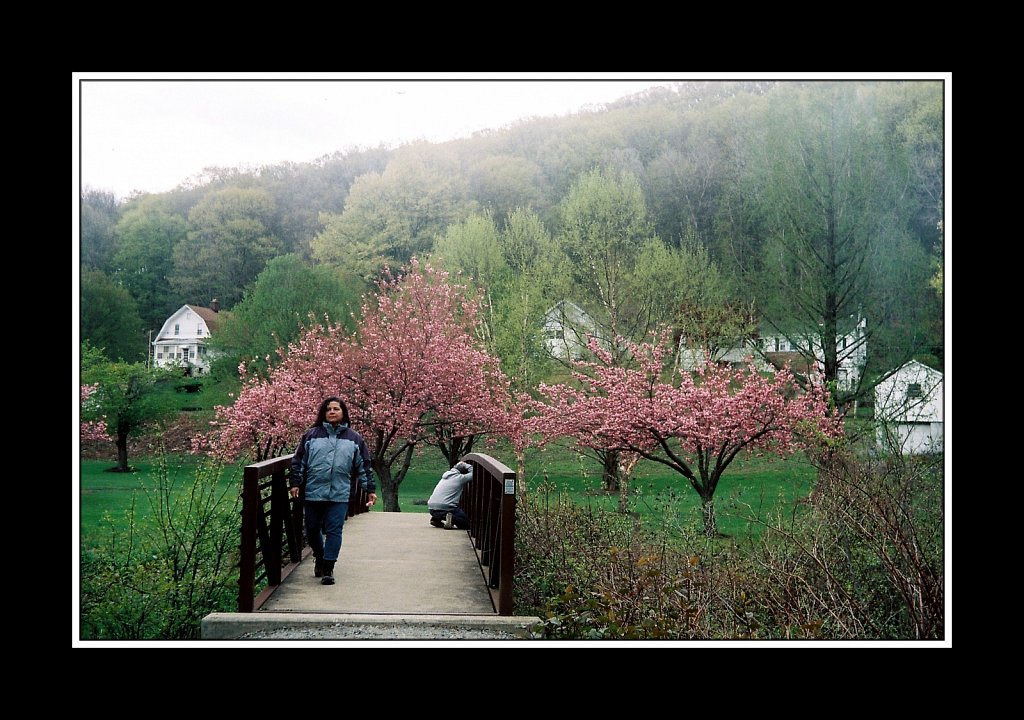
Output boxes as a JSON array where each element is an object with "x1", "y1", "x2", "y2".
[
  {"x1": 79, "y1": 80, "x2": 947, "y2": 640},
  {"x1": 80, "y1": 80, "x2": 943, "y2": 397}
]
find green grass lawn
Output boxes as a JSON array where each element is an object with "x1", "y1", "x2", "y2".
[
  {"x1": 79, "y1": 455, "x2": 244, "y2": 550},
  {"x1": 386, "y1": 441, "x2": 818, "y2": 540},
  {"x1": 78, "y1": 449, "x2": 448, "y2": 549},
  {"x1": 150, "y1": 369, "x2": 242, "y2": 422},
  {"x1": 79, "y1": 442, "x2": 818, "y2": 546},
  {"x1": 390, "y1": 451, "x2": 452, "y2": 513},
  {"x1": 511, "y1": 442, "x2": 818, "y2": 540}
]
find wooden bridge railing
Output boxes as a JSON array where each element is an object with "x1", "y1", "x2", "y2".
[
  {"x1": 460, "y1": 452, "x2": 517, "y2": 616},
  {"x1": 238, "y1": 453, "x2": 372, "y2": 612}
]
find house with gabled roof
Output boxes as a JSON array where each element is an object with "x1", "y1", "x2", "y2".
[
  {"x1": 152, "y1": 300, "x2": 224, "y2": 374},
  {"x1": 678, "y1": 316, "x2": 867, "y2": 392},
  {"x1": 874, "y1": 360, "x2": 944, "y2": 455}
]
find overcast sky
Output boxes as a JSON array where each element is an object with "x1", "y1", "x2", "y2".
[{"x1": 76, "y1": 73, "x2": 691, "y2": 200}]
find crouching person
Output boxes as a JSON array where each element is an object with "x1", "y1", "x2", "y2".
[{"x1": 428, "y1": 461, "x2": 472, "y2": 529}]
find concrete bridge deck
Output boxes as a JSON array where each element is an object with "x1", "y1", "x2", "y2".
[
  {"x1": 201, "y1": 511, "x2": 538, "y2": 639},
  {"x1": 261, "y1": 512, "x2": 495, "y2": 614}
]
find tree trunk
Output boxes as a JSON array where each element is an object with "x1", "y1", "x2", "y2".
[
  {"x1": 701, "y1": 495, "x2": 718, "y2": 538},
  {"x1": 376, "y1": 463, "x2": 401, "y2": 512},
  {"x1": 375, "y1": 443, "x2": 415, "y2": 512},
  {"x1": 453, "y1": 434, "x2": 475, "y2": 464},
  {"x1": 516, "y1": 450, "x2": 526, "y2": 497},
  {"x1": 602, "y1": 450, "x2": 620, "y2": 492},
  {"x1": 436, "y1": 432, "x2": 474, "y2": 467},
  {"x1": 381, "y1": 481, "x2": 400, "y2": 512},
  {"x1": 116, "y1": 428, "x2": 130, "y2": 472},
  {"x1": 617, "y1": 452, "x2": 639, "y2": 513}
]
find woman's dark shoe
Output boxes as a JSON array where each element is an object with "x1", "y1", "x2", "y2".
[
  {"x1": 314, "y1": 557, "x2": 324, "y2": 578},
  {"x1": 321, "y1": 561, "x2": 336, "y2": 585}
]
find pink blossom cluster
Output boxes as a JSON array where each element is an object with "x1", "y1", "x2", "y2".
[
  {"x1": 79, "y1": 383, "x2": 112, "y2": 442},
  {"x1": 531, "y1": 334, "x2": 840, "y2": 470},
  {"x1": 199, "y1": 260, "x2": 519, "y2": 462}
]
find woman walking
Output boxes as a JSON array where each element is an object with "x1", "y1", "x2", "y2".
[{"x1": 290, "y1": 396, "x2": 377, "y2": 585}]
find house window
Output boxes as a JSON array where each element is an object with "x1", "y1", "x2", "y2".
[
  {"x1": 907, "y1": 383, "x2": 923, "y2": 399},
  {"x1": 174, "y1": 324, "x2": 180, "y2": 336},
  {"x1": 197, "y1": 325, "x2": 203, "y2": 336},
  {"x1": 157, "y1": 352, "x2": 163, "y2": 359}
]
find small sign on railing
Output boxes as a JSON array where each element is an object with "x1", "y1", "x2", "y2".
[{"x1": 504, "y1": 478, "x2": 515, "y2": 495}]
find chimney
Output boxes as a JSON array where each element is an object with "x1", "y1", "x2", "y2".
[{"x1": 210, "y1": 298, "x2": 220, "y2": 313}]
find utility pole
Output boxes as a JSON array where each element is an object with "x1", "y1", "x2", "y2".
[{"x1": 147, "y1": 329, "x2": 152, "y2": 369}]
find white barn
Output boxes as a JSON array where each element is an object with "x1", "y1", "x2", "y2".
[
  {"x1": 874, "y1": 360, "x2": 944, "y2": 455},
  {"x1": 152, "y1": 301, "x2": 223, "y2": 374}
]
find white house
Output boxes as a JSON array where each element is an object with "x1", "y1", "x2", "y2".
[
  {"x1": 543, "y1": 301, "x2": 599, "y2": 360},
  {"x1": 874, "y1": 360, "x2": 944, "y2": 455},
  {"x1": 760, "y1": 317, "x2": 867, "y2": 392},
  {"x1": 679, "y1": 317, "x2": 867, "y2": 392},
  {"x1": 152, "y1": 300, "x2": 223, "y2": 374}
]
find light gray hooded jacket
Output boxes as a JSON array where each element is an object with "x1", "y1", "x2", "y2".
[{"x1": 427, "y1": 462, "x2": 472, "y2": 511}]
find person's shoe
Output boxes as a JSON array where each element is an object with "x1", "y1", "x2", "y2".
[
  {"x1": 430, "y1": 518, "x2": 444, "y2": 528},
  {"x1": 443, "y1": 511, "x2": 454, "y2": 530},
  {"x1": 321, "y1": 561, "x2": 336, "y2": 585},
  {"x1": 314, "y1": 557, "x2": 324, "y2": 578}
]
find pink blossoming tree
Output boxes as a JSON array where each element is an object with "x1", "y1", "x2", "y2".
[
  {"x1": 201, "y1": 260, "x2": 513, "y2": 511},
  {"x1": 80, "y1": 383, "x2": 112, "y2": 443},
  {"x1": 533, "y1": 334, "x2": 840, "y2": 537}
]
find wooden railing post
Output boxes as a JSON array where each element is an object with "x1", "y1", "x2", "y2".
[
  {"x1": 239, "y1": 454, "x2": 303, "y2": 612},
  {"x1": 266, "y1": 469, "x2": 286, "y2": 586},
  {"x1": 238, "y1": 466, "x2": 258, "y2": 613},
  {"x1": 498, "y1": 472, "x2": 515, "y2": 616},
  {"x1": 461, "y1": 453, "x2": 517, "y2": 616},
  {"x1": 285, "y1": 471, "x2": 302, "y2": 564}
]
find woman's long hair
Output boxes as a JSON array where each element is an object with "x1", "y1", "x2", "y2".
[{"x1": 315, "y1": 395, "x2": 351, "y2": 426}]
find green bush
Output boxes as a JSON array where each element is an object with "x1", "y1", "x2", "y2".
[
  {"x1": 515, "y1": 450, "x2": 945, "y2": 640},
  {"x1": 516, "y1": 482, "x2": 759, "y2": 640},
  {"x1": 743, "y1": 450, "x2": 944, "y2": 639},
  {"x1": 80, "y1": 453, "x2": 240, "y2": 640}
]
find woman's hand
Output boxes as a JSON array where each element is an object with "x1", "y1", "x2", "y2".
[
  {"x1": 290, "y1": 486, "x2": 300, "y2": 499},
  {"x1": 367, "y1": 492, "x2": 378, "y2": 508}
]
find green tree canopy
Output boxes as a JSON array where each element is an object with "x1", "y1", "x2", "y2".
[
  {"x1": 433, "y1": 212, "x2": 505, "y2": 289},
  {"x1": 752, "y1": 82, "x2": 940, "y2": 402},
  {"x1": 311, "y1": 150, "x2": 470, "y2": 280},
  {"x1": 80, "y1": 269, "x2": 145, "y2": 362},
  {"x1": 555, "y1": 168, "x2": 731, "y2": 362},
  {"x1": 466, "y1": 155, "x2": 546, "y2": 224},
  {"x1": 113, "y1": 198, "x2": 187, "y2": 331},
  {"x1": 492, "y1": 207, "x2": 560, "y2": 390},
  {"x1": 80, "y1": 343, "x2": 178, "y2": 471},
  {"x1": 557, "y1": 167, "x2": 654, "y2": 357},
  {"x1": 171, "y1": 187, "x2": 283, "y2": 308},
  {"x1": 209, "y1": 254, "x2": 364, "y2": 376},
  {"x1": 81, "y1": 189, "x2": 120, "y2": 273},
  {"x1": 433, "y1": 208, "x2": 561, "y2": 392}
]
